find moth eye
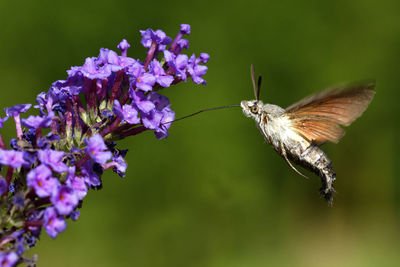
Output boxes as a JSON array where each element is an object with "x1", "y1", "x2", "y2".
[{"x1": 250, "y1": 105, "x2": 259, "y2": 114}]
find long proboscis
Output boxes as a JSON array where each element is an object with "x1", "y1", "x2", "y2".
[{"x1": 163, "y1": 104, "x2": 240, "y2": 125}]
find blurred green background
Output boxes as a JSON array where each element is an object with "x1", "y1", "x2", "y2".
[{"x1": 0, "y1": 0, "x2": 399, "y2": 266}]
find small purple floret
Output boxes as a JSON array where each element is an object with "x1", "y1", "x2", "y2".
[
  {"x1": 198, "y1": 53, "x2": 210, "y2": 64},
  {"x1": 51, "y1": 185, "x2": 79, "y2": 215},
  {"x1": 26, "y1": 164, "x2": 59, "y2": 198},
  {"x1": 4, "y1": 104, "x2": 32, "y2": 117},
  {"x1": 66, "y1": 167, "x2": 87, "y2": 200},
  {"x1": 21, "y1": 112, "x2": 54, "y2": 129},
  {"x1": 149, "y1": 60, "x2": 174, "y2": 88},
  {"x1": 175, "y1": 39, "x2": 189, "y2": 54},
  {"x1": 84, "y1": 134, "x2": 112, "y2": 164},
  {"x1": 0, "y1": 178, "x2": 7, "y2": 195},
  {"x1": 113, "y1": 100, "x2": 140, "y2": 125},
  {"x1": 43, "y1": 207, "x2": 67, "y2": 238},
  {"x1": 112, "y1": 156, "x2": 127, "y2": 177},
  {"x1": 130, "y1": 90, "x2": 155, "y2": 113},
  {"x1": 117, "y1": 39, "x2": 130, "y2": 57},
  {"x1": 78, "y1": 57, "x2": 112, "y2": 80},
  {"x1": 13, "y1": 195, "x2": 25, "y2": 207},
  {"x1": 187, "y1": 54, "x2": 208, "y2": 85},
  {"x1": 164, "y1": 51, "x2": 188, "y2": 81},
  {"x1": 0, "y1": 149, "x2": 26, "y2": 168},
  {"x1": 121, "y1": 104, "x2": 140, "y2": 124},
  {"x1": 70, "y1": 210, "x2": 80, "y2": 221},
  {"x1": 81, "y1": 161, "x2": 101, "y2": 187},
  {"x1": 38, "y1": 149, "x2": 68, "y2": 173},
  {"x1": 0, "y1": 251, "x2": 18, "y2": 267},
  {"x1": 180, "y1": 24, "x2": 191, "y2": 35},
  {"x1": 140, "y1": 29, "x2": 172, "y2": 51},
  {"x1": 129, "y1": 62, "x2": 156, "y2": 92},
  {"x1": 0, "y1": 116, "x2": 8, "y2": 128},
  {"x1": 155, "y1": 107, "x2": 175, "y2": 139}
]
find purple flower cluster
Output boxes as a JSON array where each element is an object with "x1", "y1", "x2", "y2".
[{"x1": 0, "y1": 24, "x2": 208, "y2": 266}]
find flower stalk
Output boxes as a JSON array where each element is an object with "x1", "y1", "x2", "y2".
[{"x1": 0, "y1": 24, "x2": 209, "y2": 266}]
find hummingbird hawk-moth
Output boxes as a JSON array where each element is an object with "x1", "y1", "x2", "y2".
[{"x1": 241, "y1": 65, "x2": 375, "y2": 204}]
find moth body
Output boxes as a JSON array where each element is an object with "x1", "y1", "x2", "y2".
[
  {"x1": 241, "y1": 100, "x2": 336, "y2": 203},
  {"x1": 242, "y1": 65, "x2": 375, "y2": 204}
]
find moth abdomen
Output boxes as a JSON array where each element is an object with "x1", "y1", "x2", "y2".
[{"x1": 287, "y1": 142, "x2": 336, "y2": 204}]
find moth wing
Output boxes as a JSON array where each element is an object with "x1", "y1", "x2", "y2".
[{"x1": 285, "y1": 81, "x2": 375, "y2": 145}]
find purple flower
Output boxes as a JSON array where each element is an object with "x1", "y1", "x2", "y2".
[
  {"x1": 0, "y1": 149, "x2": 26, "y2": 168},
  {"x1": 37, "y1": 133, "x2": 61, "y2": 150},
  {"x1": 174, "y1": 39, "x2": 189, "y2": 54},
  {"x1": 85, "y1": 134, "x2": 112, "y2": 164},
  {"x1": 140, "y1": 29, "x2": 172, "y2": 51},
  {"x1": 10, "y1": 230, "x2": 24, "y2": 239},
  {"x1": 4, "y1": 104, "x2": 32, "y2": 140},
  {"x1": 187, "y1": 54, "x2": 208, "y2": 85},
  {"x1": 113, "y1": 100, "x2": 140, "y2": 124},
  {"x1": 81, "y1": 161, "x2": 101, "y2": 187},
  {"x1": 95, "y1": 48, "x2": 134, "y2": 73},
  {"x1": 70, "y1": 210, "x2": 80, "y2": 221},
  {"x1": 155, "y1": 107, "x2": 175, "y2": 139},
  {"x1": 66, "y1": 167, "x2": 87, "y2": 200},
  {"x1": 35, "y1": 92, "x2": 48, "y2": 113},
  {"x1": 43, "y1": 207, "x2": 67, "y2": 238},
  {"x1": 118, "y1": 56, "x2": 136, "y2": 69},
  {"x1": 26, "y1": 211, "x2": 43, "y2": 238},
  {"x1": 49, "y1": 77, "x2": 84, "y2": 102},
  {"x1": 140, "y1": 92, "x2": 173, "y2": 131},
  {"x1": 112, "y1": 156, "x2": 127, "y2": 177},
  {"x1": 164, "y1": 51, "x2": 188, "y2": 81},
  {"x1": 102, "y1": 155, "x2": 127, "y2": 178},
  {"x1": 97, "y1": 48, "x2": 119, "y2": 65},
  {"x1": 120, "y1": 105, "x2": 140, "y2": 124},
  {"x1": 51, "y1": 185, "x2": 79, "y2": 215},
  {"x1": 0, "y1": 251, "x2": 18, "y2": 267},
  {"x1": 117, "y1": 39, "x2": 130, "y2": 57},
  {"x1": 75, "y1": 57, "x2": 112, "y2": 80},
  {"x1": 148, "y1": 92, "x2": 170, "y2": 110},
  {"x1": 26, "y1": 235, "x2": 37, "y2": 248},
  {"x1": 0, "y1": 116, "x2": 8, "y2": 128},
  {"x1": 21, "y1": 112, "x2": 54, "y2": 129},
  {"x1": 4, "y1": 104, "x2": 31, "y2": 117},
  {"x1": 112, "y1": 100, "x2": 124, "y2": 119},
  {"x1": 128, "y1": 62, "x2": 156, "y2": 92},
  {"x1": 141, "y1": 110, "x2": 163, "y2": 130},
  {"x1": 0, "y1": 178, "x2": 7, "y2": 195},
  {"x1": 180, "y1": 24, "x2": 191, "y2": 35},
  {"x1": 13, "y1": 195, "x2": 25, "y2": 207},
  {"x1": 26, "y1": 164, "x2": 59, "y2": 198},
  {"x1": 8, "y1": 184, "x2": 14, "y2": 193},
  {"x1": 169, "y1": 24, "x2": 191, "y2": 54},
  {"x1": 38, "y1": 149, "x2": 68, "y2": 173},
  {"x1": 197, "y1": 53, "x2": 210, "y2": 64},
  {"x1": 0, "y1": 26, "x2": 210, "y2": 260},
  {"x1": 139, "y1": 92, "x2": 175, "y2": 139},
  {"x1": 149, "y1": 60, "x2": 174, "y2": 87},
  {"x1": 129, "y1": 90, "x2": 155, "y2": 113},
  {"x1": 14, "y1": 233, "x2": 25, "y2": 256}
]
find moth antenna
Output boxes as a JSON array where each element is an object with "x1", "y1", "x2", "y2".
[
  {"x1": 162, "y1": 104, "x2": 240, "y2": 125},
  {"x1": 257, "y1": 75, "x2": 262, "y2": 101},
  {"x1": 250, "y1": 64, "x2": 259, "y2": 101}
]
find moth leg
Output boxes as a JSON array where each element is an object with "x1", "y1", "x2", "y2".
[{"x1": 280, "y1": 141, "x2": 309, "y2": 179}]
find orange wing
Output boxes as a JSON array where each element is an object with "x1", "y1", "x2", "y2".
[{"x1": 285, "y1": 81, "x2": 375, "y2": 145}]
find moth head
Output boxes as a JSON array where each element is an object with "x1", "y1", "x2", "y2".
[
  {"x1": 241, "y1": 65, "x2": 263, "y2": 119},
  {"x1": 240, "y1": 100, "x2": 263, "y2": 119}
]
